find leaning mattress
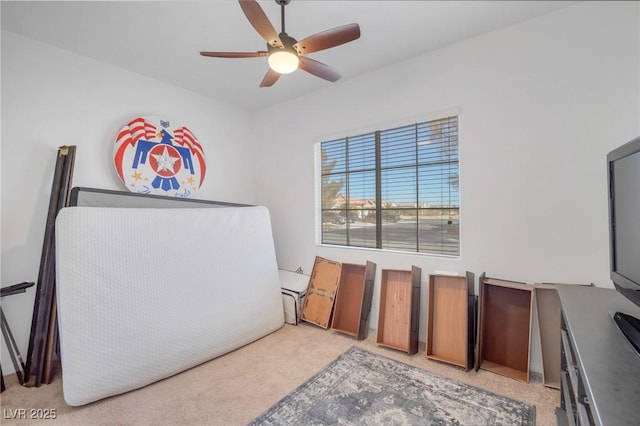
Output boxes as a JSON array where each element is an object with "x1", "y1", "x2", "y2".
[{"x1": 55, "y1": 206, "x2": 284, "y2": 406}]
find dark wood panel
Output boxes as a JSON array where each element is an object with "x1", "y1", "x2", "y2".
[
  {"x1": 331, "y1": 264, "x2": 366, "y2": 336},
  {"x1": 478, "y1": 276, "x2": 533, "y2": 382}
]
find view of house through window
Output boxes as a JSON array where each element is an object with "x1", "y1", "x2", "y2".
[{"x1": 319, "y1": 116, "x2": 459, "y2": 256}]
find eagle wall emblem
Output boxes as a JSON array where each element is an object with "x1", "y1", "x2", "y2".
[{"x1": 114, "y1": 117, "x2": 207, "y2": 197}]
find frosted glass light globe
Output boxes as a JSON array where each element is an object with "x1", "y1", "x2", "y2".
[{"x1": 268, "y1": 50, "x2": 299, "y2": 74}]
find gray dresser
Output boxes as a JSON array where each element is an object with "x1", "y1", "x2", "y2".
[{"x1": 556, "y1": 285, "x2": 640, "y2": 425}]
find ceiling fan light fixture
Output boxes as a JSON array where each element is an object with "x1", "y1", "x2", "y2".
[{"x1": 268, "y1": 50, "x2": 299, "y2": 74}]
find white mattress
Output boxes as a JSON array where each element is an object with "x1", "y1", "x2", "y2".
[{"x1": 55, "y1": 206, "x2": 284, "y2": 406}]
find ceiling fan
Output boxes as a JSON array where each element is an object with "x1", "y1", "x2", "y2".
[{"x1": 200, "y1": 0, "x2": 361, "y2": 87}]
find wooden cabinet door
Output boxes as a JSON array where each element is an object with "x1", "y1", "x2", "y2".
[
  {"x1": 331, "y1": 261, "x2": 377, "y2": 340},
  {"x1": 300, "y1": 257, "x2": 342, "y2": 328},
  {"x1": 426, "y1": 271, "x2": 475, "y2": 369},
  {"x1": 376, "y1": 266, "x2": 421, "y2": 354},
  {"x1": 477, "y1": 276, "x2": 533, "y2": 382}
]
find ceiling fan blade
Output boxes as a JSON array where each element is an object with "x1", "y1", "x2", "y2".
[
  {"x1": 260, "y1": 68, "x2": 281, "y2": 87},
  {"x1": 200, "y1": 51, "x2": 268, "y2": 58},
  {"x1": 238, "y1": 0, "x2": 282, "y2": 48},
  {"x1": 298, "y1": 56, "x2": 341, "y2": 82},
  {"x1": 293, "y1": 23, "x2": 360, "y2": 55}
]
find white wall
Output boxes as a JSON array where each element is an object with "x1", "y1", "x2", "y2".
[
  {"x1": 1, "y1": 31, "x2": 255, "y2": 373},
  {"x1": 251, "y1": 1, "x2": 640, "y2": 370}
]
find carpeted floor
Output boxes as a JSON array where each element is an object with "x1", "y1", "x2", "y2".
[{"x1": 0, "y1": 323, "x2": 559, "y2": 425}]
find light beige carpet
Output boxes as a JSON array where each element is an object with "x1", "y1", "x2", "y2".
[{"x1": 0, "y1": 323, "x2": 559, "y2": 425}]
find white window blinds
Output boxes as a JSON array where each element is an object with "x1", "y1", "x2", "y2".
[{"x1": 320, "y1": 116, "x2": 459, "y2": 256}]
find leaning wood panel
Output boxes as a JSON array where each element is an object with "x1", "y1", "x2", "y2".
[
  {"x1": 534, "y1": 284, "x2": 561, "y2": 389},
  {"x1": 475, "y1": 272, "x2": 485, "y2": 372},
  {"x1": 300, "y1": 257, "x2": 341, "y2": 329},
  {"x1": 483, "y1": 285, "x2": 530, "y2": 377},
  {"x1": 408, "y1": 266, "x2": 421, "y2": 355},
  {"x1": 42, "y1": 145, "x2": 75, "y2": 385},
  {"x1": 357, "y1": 261, "x2": 377, "y2": 340},
  {"x1": 24, "y1": 145, "x2": 76, "y2": 387},
  {"x1": 377, "y1": 270, "x2": 412, "y2": 352},
  {"x1": 331, "y1": 264, "x2": 366, "y2": 337},
  {"x1": 426, "y1": 272, "x2": 474, "y2": 369},
  {"x1": 478, "y1": 277, "x2": 533, "y2": 382},
  {"x1": 331, "y1": 261, "x2": 376, "y2": 340},
  {"x1": 376, "y1": 267, "x2": 421, "y2": 354}
]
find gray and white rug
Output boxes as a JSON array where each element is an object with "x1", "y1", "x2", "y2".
[{"x1": 250, "y1": 346, "x2": 535, "y2": 425}]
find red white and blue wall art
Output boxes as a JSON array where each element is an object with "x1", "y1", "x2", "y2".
[{"x1": 114, "y1": 117, "x2": 207, "y2": 197}]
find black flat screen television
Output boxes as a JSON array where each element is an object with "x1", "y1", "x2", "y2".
[{"x1": 607, "y1": 135, "x2": 640, "y2": 355}]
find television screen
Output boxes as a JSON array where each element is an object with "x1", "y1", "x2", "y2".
[
  {"x1": 609, "y1": 138, "x2": 640, "y2": 301},
  {"x1": 608, "y1": 136, "x2": 640, "y2": 354}
]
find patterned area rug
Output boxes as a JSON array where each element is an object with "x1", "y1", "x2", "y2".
[{"x1": 250, "y1": 346, "x2": 535, "y2": 425}]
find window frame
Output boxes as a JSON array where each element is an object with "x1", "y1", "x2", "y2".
[{"x1": 316, "y1": 114, "x2": 461, "y2": 257}]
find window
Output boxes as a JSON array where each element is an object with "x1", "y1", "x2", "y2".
[{"x1": 319, "y1": 116, "x2": 459, "y2": 256}]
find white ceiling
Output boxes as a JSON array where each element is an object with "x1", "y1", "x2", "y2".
[{"x1": 1, "y1": 1, "x2": 577, "y2": 111}]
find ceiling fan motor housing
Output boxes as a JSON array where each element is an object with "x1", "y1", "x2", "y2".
[{"x1": 268, "y1": 32, "x2": 298, "y2": 54}]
